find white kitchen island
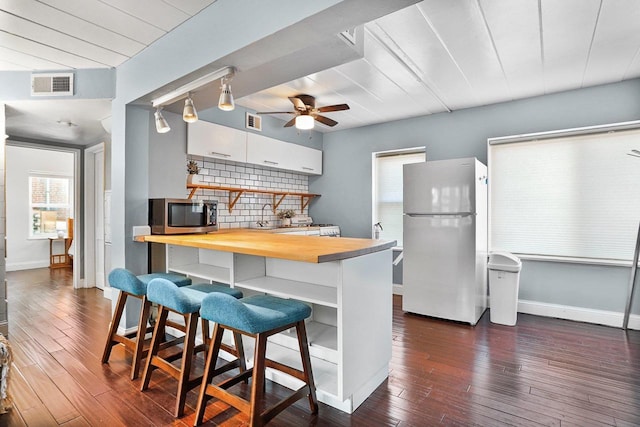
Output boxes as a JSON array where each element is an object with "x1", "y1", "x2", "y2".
[{"x1": 139, "y1": 229, "x2": 395, "y2": 413}]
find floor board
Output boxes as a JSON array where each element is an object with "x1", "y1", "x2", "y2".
[{"x1": 2, "y1": 267, "x2": 639, "y2": 426}]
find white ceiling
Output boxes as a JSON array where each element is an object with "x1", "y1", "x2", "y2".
[{"x1": 3, "y1": 0, "x2": 640, "y2": 142}]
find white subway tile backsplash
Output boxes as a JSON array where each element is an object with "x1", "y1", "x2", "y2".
[{"x1": 187, "y1": 155, "x2": 311, "y2": 227}]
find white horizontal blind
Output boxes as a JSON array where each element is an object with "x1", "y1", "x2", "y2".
[
  {"x1": 374, "y1": 151, "x2": 425, "y2": 246},
  {"x1": 490, "y1": 128, "x2": 640, "y2": 261}
]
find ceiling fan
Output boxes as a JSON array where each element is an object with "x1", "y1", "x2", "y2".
[{"x1": 256, "y1": 94, "x2": 349, "y2": 128}]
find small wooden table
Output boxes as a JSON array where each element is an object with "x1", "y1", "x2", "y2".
[{"x1": 49, "y1": 237, "x2": 72, "y2": 268}]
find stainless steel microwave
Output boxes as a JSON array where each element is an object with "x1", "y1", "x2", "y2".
[{"x1": 149, "y1": 198, "x2": 217, "y2": 234}]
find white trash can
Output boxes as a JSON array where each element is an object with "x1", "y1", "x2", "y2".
[{"x1": 488, "y1": 252, "x2": 522, "y2": 326}]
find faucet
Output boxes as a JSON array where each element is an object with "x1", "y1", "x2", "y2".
[{"x1": 257, "y1": 203, "x2": 272, "y2": 227}]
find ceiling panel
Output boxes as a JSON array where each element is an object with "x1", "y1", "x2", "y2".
[
  {"x1": 416, "y1": 1, "x2": 511, "y2": 106},
  {"x1": 0, "y1": 45, "x2": 68, "y2": 70},
  {"x1": 478, "y1": 0, "x2": 544, "y2": 100},
  {"x1": 0, "y1": 30, "x2": 104, "y2": 68},
  {"x1": 39, "y1": 0, "x2": 166, "y2": 45},
  {"x1": 582, "y1": 0, "x2": 640, "y2": 86},
  {"x1": 373, "y1": 5, "x2": 475, "y2": 110},
  {"x1": 99, "y1": 0, "x2": 192, "y2": 32},
  {"x1": 0, "y1": 0, "x2": 145, "y2": 57},
  {"x1": 163, "y1": 0, "x2": 217, "y2": 16},
  {"x1": 541, "y1": 0, "x2": 601, "y2": 93},
  {"x1": 0, "y1": 10, "x2": 127, "y2": 66}
]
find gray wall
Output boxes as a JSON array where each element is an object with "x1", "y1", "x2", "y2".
[{"x1": 309, "y1": 78, "x2": 640, "y2": 316}]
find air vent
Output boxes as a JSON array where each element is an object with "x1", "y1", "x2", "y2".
[
  {"x1": 246, "y1": 112, "x2": 262, "y2": 131},
  {"x1": 31, "y1": 73, "x2": 74, "y2": 96}
]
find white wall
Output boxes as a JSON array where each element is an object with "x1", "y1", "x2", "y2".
[{"x1": 6, "y1": 145, "x2": 74, "y2": 271}]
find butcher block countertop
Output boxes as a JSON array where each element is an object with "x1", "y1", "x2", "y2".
[{"x1": 138, "y1": 229, "x2": 396, "y2": 263}]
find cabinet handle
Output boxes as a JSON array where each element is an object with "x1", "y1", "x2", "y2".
[
  {"x1": 263, "y1": 160, "x2": 278, "y2": 165},
  {"x1": 302, "y1": 166, "x2": 314, "y2": 171},
  {"x1": 210, "y1": 151, "x2": 231, "y2": 157}
]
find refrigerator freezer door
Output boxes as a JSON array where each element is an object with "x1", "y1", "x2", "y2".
[
  {"x1": 403, "y1": 158, "x2": 477, "y2": 214},
  {"x1": 402, "y1": 213, "x2": 485, "y2": 324}
]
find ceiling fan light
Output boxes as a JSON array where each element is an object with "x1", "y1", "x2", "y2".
[
  {"x1": 218, "y1": 81, "x2": 235, "y2": 111},
  {"x1": 295, "y1": 115, "x2": 314, "y2": 130},
  {"x1": 154, "y1": 109, "x2": 170, "y2": 133},
  {"x1": 183, "y1": 96, "x2": 198, "y2": 123}
]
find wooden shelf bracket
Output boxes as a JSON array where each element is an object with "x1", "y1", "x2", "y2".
[{"x1": 187, "y1": 181, "x2": 320, "y2": 213}]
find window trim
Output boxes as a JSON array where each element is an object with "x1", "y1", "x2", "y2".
[{"x1": 371, "y1": 147, "x2": 426, "y2": 246}]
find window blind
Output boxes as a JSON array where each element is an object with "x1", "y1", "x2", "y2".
[
  {"x1": 373, "y1": 151, "x2": 425, "y2": 246},
  {"x1": 489, "y1": 127, "x2": 640, "y2": 261}
]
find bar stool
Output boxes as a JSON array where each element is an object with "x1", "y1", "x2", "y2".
[
  {"x1": 140, "y1": 278, "x2": 246, "y2": 418},
  {"x1": 101, "y1": 268, "x2": 192, "y2": 380},
  {"x1": 194, "y1": 293, "x2": 319, "y2": 427}
]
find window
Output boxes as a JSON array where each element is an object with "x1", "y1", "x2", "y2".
[
  {"x1": 372, "y1": 149, "x2": 425, "y2": 246},
  {"x1": 30, "y1": 175, "x2": 73, "y2": 237},
  {"x1": 489, "y1": 124, "x2": 640, "y2": 262}
]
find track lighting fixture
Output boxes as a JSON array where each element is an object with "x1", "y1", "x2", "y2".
[
  {"x1": 154, "y1": 108, "x2": 170, "y2": 133},
  {"x1": 295, "y1": 114, "x2": 314, "y2": 130},
  {"x1": 183, "y1": 95, "x2": 198, "y2": 123},
  {"x1": 151, "y1": 66, "x2": 236, "y2": 133},
  {"x1": 218, "y1": 75, "x2": 235, "y2": 111}
]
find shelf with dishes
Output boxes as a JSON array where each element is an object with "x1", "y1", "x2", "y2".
[{"x1": 186, "y1": 178, "x2": 319, "y2": 213}]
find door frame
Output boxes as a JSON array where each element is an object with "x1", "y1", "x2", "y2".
[{"x1": 84, "y1": 142, "x2": 106, "y2": 294}]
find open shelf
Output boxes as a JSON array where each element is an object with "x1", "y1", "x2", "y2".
[
  {"x1": 186, "y1": 181, "x2": 320, "y2": 213},
  {"x1": 168, "y1": 263, "x2": 231, "y2": 284},
  {"x1": 235, "y1": 276, "x2": 338, "y2": 308},
  {"x1": 269, "y1": 320, "x2": 338, "y2": 363}
]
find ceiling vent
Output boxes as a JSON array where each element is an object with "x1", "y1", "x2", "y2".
[
  {"x1": 31, "y1": 73, "x2": 74, "y2": 96},
  {"x1": 246, "y1": 112, "x2": 262, "y2": 131}
]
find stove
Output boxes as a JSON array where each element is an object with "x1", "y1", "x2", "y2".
[{"x1": 314, "y1": 224, "x2": 340, "y2": 237}]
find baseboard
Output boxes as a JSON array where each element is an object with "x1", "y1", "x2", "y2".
[
  {"x1": 6, "y1": 260, "x2": 49, "y2": 271},
  {"x1": 516, "y1": 299, "x2": 640, "y2": 330},
  {"x1": 103, "y1": 287, "x2": 114, "y2": 300},
  {"x1": 392, "y1": 284, "x2": 403, "y2": 295}
]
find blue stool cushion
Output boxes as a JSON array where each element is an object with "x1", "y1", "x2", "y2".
[
  {"x1": 138, "y1": 272, "x2": 192, "y2": 288},
  {"x1": 108, "y1": 268, "x2": 146, "y2": 296},
  {"x1": 147, "y1": 279, "x2": 243, "y2": 314},
  {"x1": 200, "y1": 293, "x2": 311, "y2": 334}
]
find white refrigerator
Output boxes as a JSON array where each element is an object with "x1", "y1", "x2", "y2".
[{"x1": 402, "y1": 158, "x2": 488, "y2": 325}]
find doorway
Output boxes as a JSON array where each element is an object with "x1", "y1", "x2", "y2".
[{"x1": 5, "y1": 143, "x2": 81, "y2": 288}]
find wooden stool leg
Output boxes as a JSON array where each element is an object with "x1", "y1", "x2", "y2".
[
  {"x1": 233, "y1": 332, "x2": 247, "y2": 376},
  {"x1": 101, "y1": 290, "x2": 127, "y2": 364},
  {"x1": 194, "y1": 323, "x2": 225, "y2": 426},
  {"x1": 141, "y1": 306, "x2": 169, "y2": 391},
  {"x1": 130, "y1": 296, "x2": 152, "y2": 380},
  {"x1": 249, "y1": 333, "x2": 268, "y2": 427},
  {"x1": 175, "y1": 312, "x2": 199, "y2": 418},
  {"x1": 297, "y1": 321, "x2": 319, "y2": 413}
]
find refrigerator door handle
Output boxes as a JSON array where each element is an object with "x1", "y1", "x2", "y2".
[{"x1": 405, "y1": 212, "x2": 475, "y2": 218}]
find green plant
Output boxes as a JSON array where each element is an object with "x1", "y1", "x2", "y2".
[{"x1": 277, "y1": 209, "x2": 296, "y2": 219}]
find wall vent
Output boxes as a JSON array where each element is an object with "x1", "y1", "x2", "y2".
[
  {"x1": 31, "y1": 73, "x2": 74, "y2": 96},
  {"x1": 246, "y1": 112, "x2": 262, "y2": 131}
]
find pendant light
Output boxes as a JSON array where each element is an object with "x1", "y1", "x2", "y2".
[
  {"x1": 182, "y1": 94, "x2": 198, "y2": 123},
  {"x1": 218, "y1": 76, "x2": 235, "y2": 111},
  {"x1": 154, "y1": 108, "x2": 170, "y2": 133},
  {"x1": 295, "y1": 114, "x2": 314, "y2": 130}
]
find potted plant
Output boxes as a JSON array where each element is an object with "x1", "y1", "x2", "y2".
[
  {"x1": 277, "y1": 209, "x2": 296, "y2": 227},
  {"x1": 187, "y1": 160, "x2": 200, "y2": 184}
]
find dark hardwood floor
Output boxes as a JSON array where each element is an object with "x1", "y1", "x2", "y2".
[{"x1": 2, "y1": 267, "x2": 640, "y2": 426}]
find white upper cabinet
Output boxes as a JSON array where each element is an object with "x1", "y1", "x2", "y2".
[
  {"x1": 187, "y1": 121, "x2": 247, "y2": 163},
  {"x1": 246, "y1": 132, "x2": 322, "y2": 175}
]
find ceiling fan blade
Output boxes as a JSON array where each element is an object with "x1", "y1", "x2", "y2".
[
  {"x1": 317, "y1": 104, "x2": 350, "y2": 113},
  {"x1": 284, "y1": 117, "x2": 297, "y2": 127},
  {"x1": 288, "y1": 97, "x2": 307, "y2": 111},
  {"x1": 256, "y1": 111, "x2": 295, "y2": 115},
  {"x1": 314, "y1": 114, "x2": 338, "y2": 127}
]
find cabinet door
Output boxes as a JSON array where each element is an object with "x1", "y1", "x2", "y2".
[
  {"x1": 246, "y1": 133, "x2": 288, "y2": 169},
  {"x1": 187, "y1": 121, "x2": 247, "y2": 162},
  {"x1": 287, "y1": 143, "x2": 322, "y2": 175}
]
